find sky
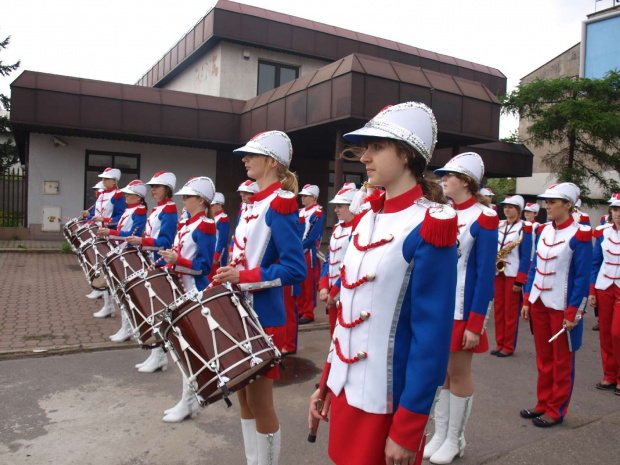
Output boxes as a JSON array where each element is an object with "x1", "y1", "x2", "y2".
[{"x1": 0, "y1": 0, "x2": 612, "y2": 137}]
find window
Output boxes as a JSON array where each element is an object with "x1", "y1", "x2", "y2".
[
  {"x1": 84, "y1": 150, "x2": 140, "y2": 209},
  {"x1": 257, "y1": 60, "x2": 299, "y2": 94}
]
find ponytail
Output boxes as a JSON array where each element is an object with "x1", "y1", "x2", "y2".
[{"x1": 277, "y1": 164, "x2": 299, "y2": 195}]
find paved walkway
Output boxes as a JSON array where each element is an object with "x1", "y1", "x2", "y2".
[
  {"x1": 0, "y1": 252, "x2": 329, "y2": 358},
  {"x1": 0, "y1": 239, "x2": 65, "y2": 252}
]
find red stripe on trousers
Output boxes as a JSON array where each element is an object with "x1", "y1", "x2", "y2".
[
  {"x1": 494, "y1": 274, "x2": 522, "y2": 354},
  {"x1": 297, "y1": 252, "x2": 316, "y2": 320},
  {"x1": 283, "y1": 285, "x2": 298, "y2": 353}
]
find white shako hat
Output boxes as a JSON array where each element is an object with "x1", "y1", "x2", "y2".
[
  {"x1": 120, "y1": 180, "x2": 147, "y2": 198},
  {"x1": 98, "y1": 167, "x2": 121, "y2": 181},
  {"x1": 299, "y1": 184, "x2": 320, "y2": 197},
  {"x1": 146, "y1": 171, "x2": 176, "y2": 190},
  {"x1": 434, "y1": 152, "x2": 485, "y2": 185},
  {"x1": 233, "y1": 130, "x2": 293, "y2": 169},
  {"x1": 608, "y1": 193, "x2": 620, "y2": 205},
  {"x1": 480, "y1": 187, "x2": 494, "y2": 197},
  {"x1": 329, "y1": 183, "x2": 358, "y2": 204},
  {"x1": 212, "y1": 192, "x2": 225, "y2": 205},
  {"x1": 575, "y1": 198, "x2": 582, "y2": 209},
  {"x1": 537, "y1": 182, "x2": 579, "y2": 205},
  {"x1": 237, "y1": 180, "x2": 259, "y2": 194},
  {"x1": 175, "y1": 176, "x2": 216, "y2": 203},
  {"x1": 92, "y1": 181, "x2": 104, "y2": 190},
  {"x1": 343, "y1": 102, "x2": 437, "y2": 163},
  {"x1": 524, "y1": 202, "x2": 540, "y2": 214},
  {"x1": 500, "y1": 195, "x2": 525, "y2": 210}
]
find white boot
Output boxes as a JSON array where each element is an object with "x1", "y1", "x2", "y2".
[
  {"x1": 86, "y1": 289, "x2": 104, "y2": 299},
  {"x1": 256, "y1": 428, "x2": 281, "y2": 465},
  {"x1": 430, "y1": 394, "x2": 473, "y2": 464},
  {"x1": 162, "y1": 376, "x2": 199, "y2": 423},
  {"x1": 136, "y1": 349, "x2": 157, "y2": 370},
  {"x1": 138, "y1": 347, "x2": 168, "y2": 373},
  {"x1": 110, "y1": 312, "x2": 132, "y2": 342},
  {"x1": 93, "y1": 292, "x2": 115, "y2": 318},
  {"x1": 423, "y1": 389, "x2": 451, "y2": 459},
  {"x1": 241, "y1": 418, "x2": 258, "y2": 465}
]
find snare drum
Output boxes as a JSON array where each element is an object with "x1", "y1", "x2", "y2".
[
  {"x1": 161, "y1": 284, "x2": 280, "y2": 406},
  {"x1": 63, "y1": 217, "x2": 86, "y2": 245},
  {"x1": 71, "y1": 223, "x2": 99, "y2": 251},
  {"x1": 104, "y1": 247, "x2": 150, "y2": 303},
  {"x1": 122, "y1": 268, "x2": 184, "y2": 347},
  {"x1": 79, "y1": 239, "x2": 114, "y2": 290}
]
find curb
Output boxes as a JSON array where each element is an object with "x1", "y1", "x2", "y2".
[
  {"x1": 0, "y1": 249, "x2": 66, "y2": 254},
  {"x1": 0, "y1": 323, "x2": 330, "y2": 361}
]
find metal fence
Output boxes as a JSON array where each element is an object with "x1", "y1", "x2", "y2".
[{"x1": 0, "y1": 166, "x2": 27, "y2": 227}]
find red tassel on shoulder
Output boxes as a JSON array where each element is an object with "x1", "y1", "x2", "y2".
[
  {"x1": 419, "y1": 206, "x2": 458, "y2": 248},
  {"x1": 314, "y1": 209, "x2": 323, "y2": 218},
  {"x1": 594, "y1": 227, "x2": 605, "y2": 239},
  {"x1": 476, "y1": 210, "x2": 499, "y2": 230},
  {"x1": 523, "y1": 222, "x2": 533, "y2": 233},
  {"x1": 270, "y1": 192, "x2": 299, "y2": 215},
  {"x1": 113, "y1": 191, "x2": 124, "y2": 199},
  {"x1": 197, "y1": 219, "x2": 216, "y2": 235},
  {"x1": 218, "y1": 215, "x2": 229, "y2": 223},
  {"x1": 537, "y1": 223, "x2": 547, "y2": 236},
  {"x1": 575, "y1": 226, "x2": 593, "y2": 242},
  {"x1": 162, "y1": 204, "x2": 177, "y2": 214},
  {"x1": 136, "y1": 206, "x2": 147, "y2": 215}
]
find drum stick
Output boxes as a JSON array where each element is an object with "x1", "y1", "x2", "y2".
[
  {"x1": 548, "y1": 325, "x2": 566, "y2": 343},
  {"x1": 308, "y1": 382, "x2": 329, "y2": 443}
]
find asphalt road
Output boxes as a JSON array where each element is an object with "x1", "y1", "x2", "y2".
[{"x1": 1, "y1": 320, "x2": 620, "y2": 465}]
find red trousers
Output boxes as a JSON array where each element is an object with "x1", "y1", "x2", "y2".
[
  {"x1": 595, "y1": 285, "x2": 620, "y2": 385},
  {"x1": 493, "y1": 274, "x2": 522, "y2": 354},
  {"x1": 531, "y1": 300, "x2": 576, "y2": 420},
  {"x1": 297, "y1": 252, "x2": 317, "y2": 320},
  {"x1": 283, "y1": 285, "x2": 298, "y2": 353},
  {"x1": 327, "y1": 303, "x2": 337, "y2": 338}
]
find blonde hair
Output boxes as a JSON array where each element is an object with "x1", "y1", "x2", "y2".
[
  {"x1": 260, "y1": 156, "x2": 299, "y2": 195},
  {"x1": 453, "y1": 173, "x2": 489, "y2": 207}
]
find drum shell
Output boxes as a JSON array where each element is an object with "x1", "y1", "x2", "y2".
[
  {"x1": 63, "y1": 218, "x2": 86, "y2": 243},
  {"x1": 79, "y1": 239, "x2": 114, "y2": 290},
  {"x1": 122, "y1": 269, "x2": 183, "y2": 347},
  {"x1": 163, "y1": 285, "x2": 279, "y2": 405},
  {"x1": 104, "y1": 248, "x2": 149, "y2": 303},
  {"x1": 71, "y1": 224, "x2": 98, "y2": 250}
]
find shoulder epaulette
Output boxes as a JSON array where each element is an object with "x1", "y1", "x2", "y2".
[
  {"x1": 135, "y1": 205, "x2": 147, "y2": 215},
  {"x1": 314, "y1": 209, "x2": 323, "y2": 218},
  {"x1": 522, "y1": 221, "x2": 533, "y2": 233},
  {"x1": 162, "y1": 204, "x2": 177, "y2": 214},
  {"x1": 218, "y1": 214, "x2": 229, "y2": 223},
  {"x1": 197, "y1": 218, "x2": 216, "y2": 235},
  {"x1": 270, "y1": 190, "x2": 298, "y2": 215},
  {"x1": 419, "y1": 205, "x2": 458, "y2": 247},
  {"x1": 476, "y1": 208, "x2": 499, "y2": 230},
  {"x1": 575, "y1": 225, "x2": 593, "y2": 242},
  {"x1": 113, "y1": 191, "x2": 124, "y2": 199}
]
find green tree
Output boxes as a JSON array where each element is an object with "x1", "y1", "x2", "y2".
[
  {"x1": 0, "y1": 33, "x2": 20, "y2": 173},
  {"x1": 501, "y1": 71, "x2": 620, "y2": 205}
]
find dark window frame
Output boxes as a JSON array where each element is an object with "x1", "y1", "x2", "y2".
[
  {"x1": 83, "y1": 150, "x2": 141, "y2": 209},
  {"x1": 257, "y1": 59, "x2": 300, "y2": 95}
]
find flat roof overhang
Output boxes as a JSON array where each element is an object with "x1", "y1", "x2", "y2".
[
  {"x1": 138, "y1": 0, "x2": 507, "y2": 96},
  {"x1": 10, "y1": 55, "x2": 531, "y2": 178}
]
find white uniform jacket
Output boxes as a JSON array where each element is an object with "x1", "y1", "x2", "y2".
[
  {"x1": 319, "y1": 220, "x2": 353, "y2": 299},
  {"x1": 591, "y1": 223, "x2": 620, "y2": 293},
  {"x1": 496, "y1": 219, "x2": 533, "y2": 283}
]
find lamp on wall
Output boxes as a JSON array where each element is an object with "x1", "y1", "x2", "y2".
[
  {"x1": 52, "y1": 136, "x2": 68, "y2": 148},
  {"x1": 243, "y1": 49, "x2": 250, "y2": 60}
]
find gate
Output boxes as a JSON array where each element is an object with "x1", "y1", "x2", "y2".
[{"x1": 0, "y1": 166, "x2": 27, "y2": 227}]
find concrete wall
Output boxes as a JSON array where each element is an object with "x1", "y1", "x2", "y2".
[
  {"x1": 27, "y1": 133, "x2": 217, "y2": 238},
  {"x1": 163, "y1": 44, "x2": 222, "y2": 96},
  {"x1": 162, "y1": 41, "x2": 329, "y2": 100}
]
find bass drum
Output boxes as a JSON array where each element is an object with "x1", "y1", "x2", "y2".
[
  {"x1": 79, "y1": 239, "x2": 114, "y2": 290},
  {"x1": 122, "y1": 268, "x2": 184, "y2": 347},
  {"x1": 104, "y1": 247, "x2": 150, "y2": 305},
  {"x1": 161, "y1": 284, "x2": 280, "y2": 407}
]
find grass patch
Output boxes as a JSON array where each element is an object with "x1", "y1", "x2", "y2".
[{"x1": 62, "y1": 241, "x2": 72, "y2": 254}]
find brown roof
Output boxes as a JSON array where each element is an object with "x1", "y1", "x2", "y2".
[{"x1": 137, "y1": 0, "x2": 506, "y2": 96}]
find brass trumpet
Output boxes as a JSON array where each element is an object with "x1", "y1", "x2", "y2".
[{"x1": 496, "y1": 229, "x2": 523, "y2": 273}]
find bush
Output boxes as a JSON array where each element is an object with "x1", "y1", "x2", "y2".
[{"x1": 62, "y1": 241, "x2": 72, "y2": 254}]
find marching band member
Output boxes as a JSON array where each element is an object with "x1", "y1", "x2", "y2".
[
  {"x1": 573, "y1": 198, "x2": 591, "y2": 226},
  {"x1": 309, "y1": 103, "x2": 459, "y2": 465},
  {"x1": 125, "y1": 171, "x2": 178, "y2": 372},
  {"x1": 211, "y1": 192, "x2": 230, "y2": 270},
  {"x1": 97, "y1": 180, "x2": 148, "y2": 343},
  {"x1": 85, "y1": 181, "x2": 106, "y2": 300},
  {"x1": 230, "y1": 181, "x2": 259, "y2": 258},
  {"x1": 159, "y1": 176, "x2": 217, "y2": 423},
  {"x1": 523, "y1": 202, "x2": 541, "y2": 233},
  {"x1": 480, "y1": 187, "x2": 497, "y2": 211},
  {"x1": 426, "y1": 152, "x2": 498, "y2": 464},
  {"x1": 298, "y1": 184, "x2": 324, "y2": 324},
  {"x1": 589, "y1": 196, "x2": 620, "y2": 395},
  {"x1": 214, "y1": 130, "x2": 306, "y2": 465},
  {"x1": 493, "y1": 195, "x2": 532, "y2": 357},
  {"x1": 318, "y1": 183, "x2": 358, "y2": 337},
  {"x1": 80, "y1": 168, "x2": 126, "y2": 319},
  {"x1": 521, "y1": 183, "x2": 592, "y2": 427}
]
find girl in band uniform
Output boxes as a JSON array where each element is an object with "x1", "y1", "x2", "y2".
[
  {"x1": 215, "y1": 131, "x2": 306, "y2": 465},
  {"x1": 426, "y1": 152, "x2": 498, "y2": 464},
  {"x1": 126, "y1": 171, "x2": 178, "y2": 372},
  {"x1": 309, "y1": 103, "x2": 458, "y2": 465},
  {"x1": 521, "y1": 183, "x2": 592, "y2": 427},
  {"x1": 81, "y1": 167, "x2": 126, "y2": 319}
]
